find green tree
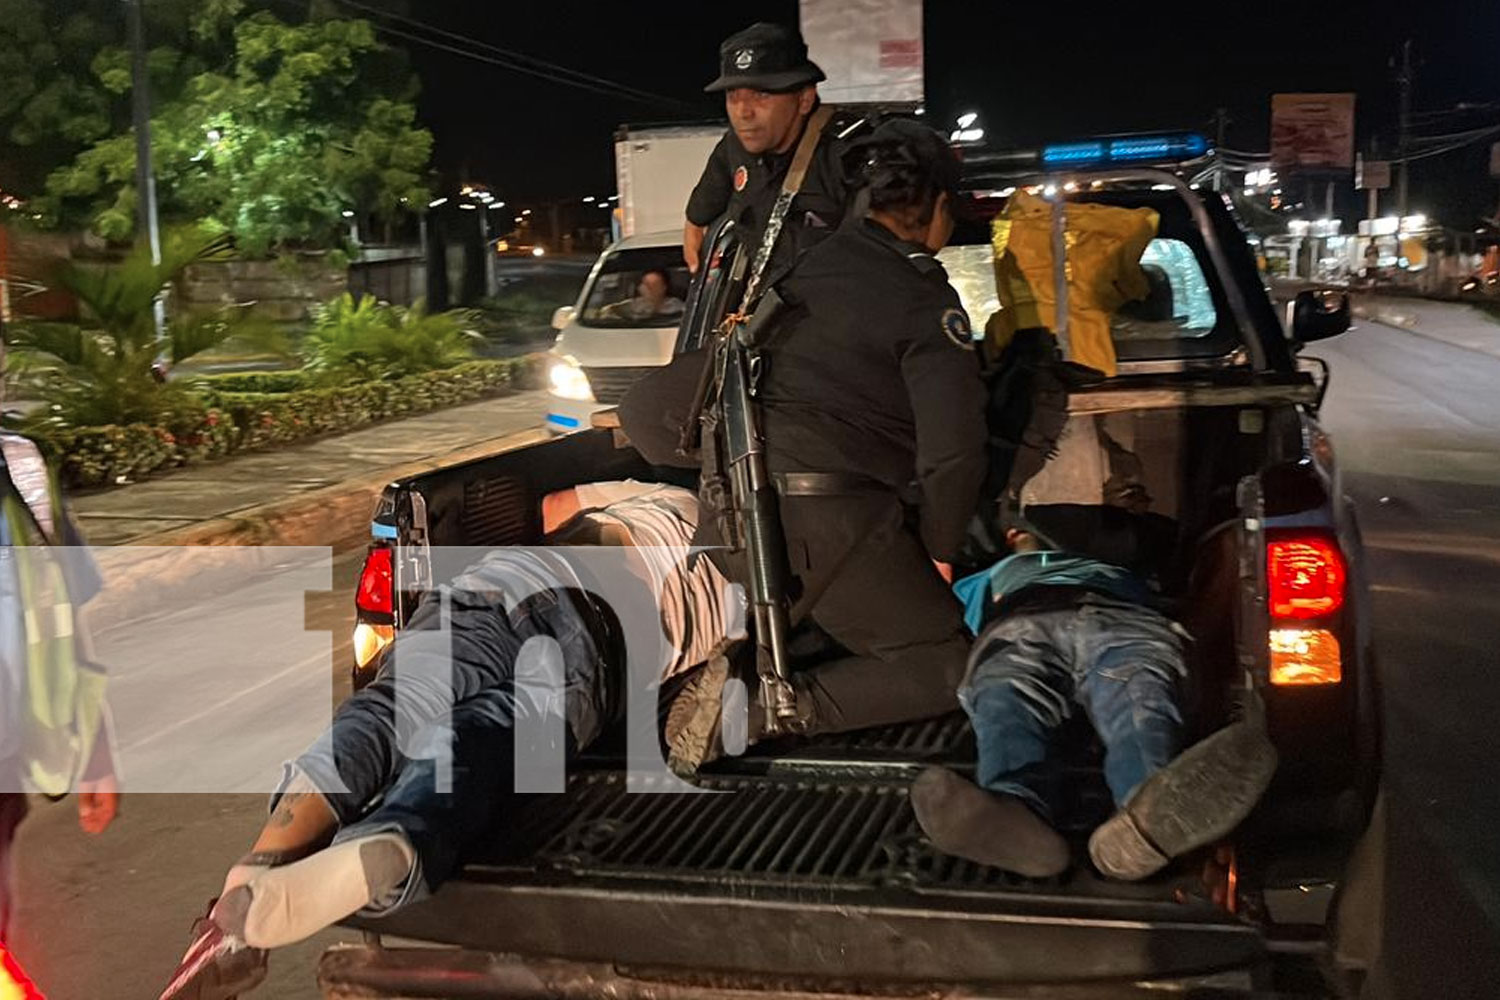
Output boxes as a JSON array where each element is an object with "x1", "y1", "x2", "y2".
[
  {"x1": 11, "y1": 1, "x2": 432, "y2": 254},
  {"x1": 0, "y1": 0, "x2": 228, "y2": 198}
]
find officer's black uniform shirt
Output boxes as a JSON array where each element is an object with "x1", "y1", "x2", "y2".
[
  {"x1": 685, "y1": 113, "x2": 854, "y2": 280},
  {"x1": 758, "y1": 219, "x2": 990, "y2": 563}
]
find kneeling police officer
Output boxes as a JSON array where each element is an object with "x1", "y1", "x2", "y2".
[{"x1": 624, "y1": 119, "x2": 990, "y2": 770}]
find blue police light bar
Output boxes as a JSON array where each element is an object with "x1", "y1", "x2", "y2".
[
  {"x1": 546, "y1": 413, "x2": 581, "y2": 429},
  {"x1": 1041, "y1": 132, "x2": 1210, "y2": 168}
]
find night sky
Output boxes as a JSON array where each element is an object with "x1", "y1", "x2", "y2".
[{"x1": 375, "y1": 0, "x2": 1498, "y2": 225}]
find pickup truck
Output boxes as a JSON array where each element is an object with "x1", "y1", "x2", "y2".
[{"x1": 327, "y1": 140, "x2": 1379, "y2": 999}]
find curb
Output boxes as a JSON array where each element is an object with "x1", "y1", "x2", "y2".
[
  {"x1": 1350, "y1": 297, "x2": 1500, "y2": 364},
  {"x1": 86, "y1": 425, "x2": 551, "y2": 633}
]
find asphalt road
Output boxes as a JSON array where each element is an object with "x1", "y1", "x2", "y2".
[
  {"x1": 5, "y1": 305, "x2": 1499, "y2": 999},
  {"x1": 1305, "y1": 316, "x2": 1500, "y2": 996}
]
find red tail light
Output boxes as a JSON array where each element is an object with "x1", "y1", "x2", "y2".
[
  {"x1": 0, "y1": 944, "x2": 45, "y2": 999},
  {"x1": 356, "y1": 545, "x2": 394, "y2": 617},
  {"x1": 1267, "y1": 535, "x2": 1346, "y2": 620}
]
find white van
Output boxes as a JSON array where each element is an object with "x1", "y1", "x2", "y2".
[{"x1": 543, "y1": 230, "x2": 690, "y2": 434}]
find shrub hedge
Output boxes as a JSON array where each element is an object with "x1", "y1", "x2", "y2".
[
  {"x1": 38, "y1": 356, "x2": 544, "y2": 490},
  {"x1": 191, "y1": 371, "x2": 313, "y2": 394}
]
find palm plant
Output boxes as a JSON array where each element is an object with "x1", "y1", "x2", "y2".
[
  {"x1": 301, "y1": 293, "x2": 481, "y2": 383},
  {"x1": 2, "y1": 228, "x2": 279, "y2": 429}
]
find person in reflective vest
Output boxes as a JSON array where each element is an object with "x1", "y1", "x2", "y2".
[{"x1": 0, "y1": 329, "x2": 118, "y2": 942}]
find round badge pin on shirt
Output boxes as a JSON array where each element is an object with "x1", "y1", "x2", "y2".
[
  {"x1": 941, "y1": 307, "x2": 974, "y2": 349},
  {"x1": 733, "y1": 165, "x2": 748, "y2": 192}
]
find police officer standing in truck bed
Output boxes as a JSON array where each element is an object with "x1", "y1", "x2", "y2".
[
  {"x1": 682, "y1": 22, "x2": 859, "y2": 278},
  {"x1": 626, "y1": 120, "x2": 991, "y2": 771}
]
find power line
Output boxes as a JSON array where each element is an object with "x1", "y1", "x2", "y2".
[
  {"x1": 1394, "y1": 124, "x2": 1500, "y2": 163},
  {"x1": 1410, "y1": 121, "x2": 1500, "y2": 146},
  {"x1": 325, "y1": 0, "x2": 699, "y2": 113}
]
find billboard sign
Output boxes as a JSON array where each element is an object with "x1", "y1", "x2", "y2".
[
  {"x1": 801, "y1": 0, "x2": 923, "y2": 106},
  {"x1": 1356, "y1": 155, "x2": 1390, "y2": 190},
  {"x1": 1271, "y1": 93, "x2": 1357, "y2": 172}
]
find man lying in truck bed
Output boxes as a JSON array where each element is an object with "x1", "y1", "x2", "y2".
[
  {"x1": 158, "y1": 480, "x2": 747, "y2": 1000},
  {"x1": 912, "y1": 415, "x2": 1279, "y2": 881}
]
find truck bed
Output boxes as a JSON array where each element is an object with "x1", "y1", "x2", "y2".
[{"x1": 344, "y1": 718, "x2": 1266, "y2": 987}]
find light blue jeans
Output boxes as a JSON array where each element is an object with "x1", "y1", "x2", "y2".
[{"x1": 959, "y1": 597, "x2": 1186, "y2": 823}]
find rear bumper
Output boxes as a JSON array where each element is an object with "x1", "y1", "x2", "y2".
[
  {"x1": 343, "y1": 878, "x2": 1266, "y2": 987},
  {"x1": 318, "y1": 945, "x2": 1276, "y2": 1000}
]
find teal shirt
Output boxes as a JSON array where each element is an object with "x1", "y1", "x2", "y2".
[{"x1": 953, "y1": 550, "x2": 1153, "y2": 634}]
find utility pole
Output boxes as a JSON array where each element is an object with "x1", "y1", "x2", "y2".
[
  {"x1": 127, "y1": 0, "x2": 166, "y2": 345},
  {"x1": 1211, "y1": 107, "x2": 1230, "y2": 192},
  {"x1": 1394, "y1": 39, "x2": 1415, "y2": 222}
]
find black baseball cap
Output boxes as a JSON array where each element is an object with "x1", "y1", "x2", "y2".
[{"x1": 704, "y1": 22, "x2": 826, "y2": 94}]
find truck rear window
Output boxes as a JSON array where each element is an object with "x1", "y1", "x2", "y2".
[
  {"x1": 938, "y1": 237, "x2": 1220, "y2": 361},
  {"x1": 581, "y1": 247, "x2": 692, "y2": 329}
]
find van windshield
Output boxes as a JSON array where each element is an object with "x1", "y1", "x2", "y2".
[{"x1": 580, "y1": 246, "x2": 692, "y2": 329}]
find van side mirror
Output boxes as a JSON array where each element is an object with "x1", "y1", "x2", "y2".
[
  {"x1": 551, "y1": 306, "x2": 577, "y2": 331},
  {"x1": 1292, "y1": 289, "x2": 1351, "y2": 343}
]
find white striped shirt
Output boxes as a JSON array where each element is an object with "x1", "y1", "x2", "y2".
[{"x1": 568, "y1": 482, "x2": 744, "y2": 679}]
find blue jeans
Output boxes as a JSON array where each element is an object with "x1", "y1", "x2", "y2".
[
  {"x1": 959, "y1": 598, "x2": 1186, "y2": 823},
  {"x1": 328, "y1": 688, "x2": 573, "y2": 912},
  {"x1": 279, "y1": 551, "x2": 608, "y2": 912}
]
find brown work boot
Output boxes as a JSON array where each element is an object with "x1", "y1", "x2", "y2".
[
  {"x1": 910, "y1": 767, "x2": 1071, "y2": 878},
  {"x1": 1089, "y1": 720, "x2": 1279, "y2": 881},
  {"x1": 664, "y1": 654, "x2": 738, "y2": 775}
]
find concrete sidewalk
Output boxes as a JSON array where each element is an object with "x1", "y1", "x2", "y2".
[
  {"x1": 73, "y1": 389, "x2": 553, "y2": 547},
  {"x1": 1352, "y1": 294, "x2": 1500, "y2": 363}
]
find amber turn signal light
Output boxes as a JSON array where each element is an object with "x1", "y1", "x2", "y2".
[{"x1": 1269, "y1": 628, "x2": 1342, "y2": 686}]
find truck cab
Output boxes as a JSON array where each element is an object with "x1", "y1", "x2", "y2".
[{"x1": 331, "y1": 135, "x2": 1377, "y2": 999}]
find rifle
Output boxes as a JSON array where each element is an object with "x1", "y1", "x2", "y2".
[{"x1": 716, "y1": 290, "x2": 799, "y2": 732}]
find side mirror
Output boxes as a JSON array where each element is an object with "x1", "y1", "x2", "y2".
[
  {"x1": 551, "y1": 305, "x2": 577, "y2": 331},
  {"x1": 1292, "y1": 289, "x2": 1351, "y2": 343}
]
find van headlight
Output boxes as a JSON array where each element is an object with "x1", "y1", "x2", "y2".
[{"x1": 548, "y1": 358, "x2": 594, "y2": 401}]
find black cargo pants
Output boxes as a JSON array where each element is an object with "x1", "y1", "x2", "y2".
[
  {"x1": 619, "y1": 349, "x2": 970, "y2": 736},
  {"x1": 703, "y1": 491, "x2": 970, "y2": 737},
  {"x1": 0, "y1": 783, "x2": 26, "y2": 941}
]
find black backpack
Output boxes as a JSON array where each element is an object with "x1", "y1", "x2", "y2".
[{"x1": 955, "y1": 327, "x2": 1083, "y2": 568}]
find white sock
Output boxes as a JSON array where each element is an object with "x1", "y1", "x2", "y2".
[
  {"x1": 222, "y1": 863, "x2": 269, "y2": 896},
  {"x1": 240, "y1": 833, "x2": 415, "y2": 949}
]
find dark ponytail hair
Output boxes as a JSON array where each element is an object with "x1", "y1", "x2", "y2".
[{"x1": 844, "y1": 119, "x2": 961, "y2": 227}]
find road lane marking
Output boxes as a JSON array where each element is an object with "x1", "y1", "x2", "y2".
[{"x1": 118, "y1": 645, "x2": 338, "y2": 755}]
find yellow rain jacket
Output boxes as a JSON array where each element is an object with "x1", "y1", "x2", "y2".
[{"x1": 987, "y1": 190, "x2": 1160, "y2": 376}]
